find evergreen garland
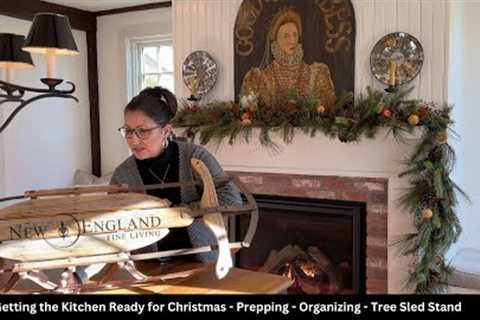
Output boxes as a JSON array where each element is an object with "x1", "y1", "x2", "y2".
[{"x1": 173, "y1": 87, "x2": 467, "y2": 293}]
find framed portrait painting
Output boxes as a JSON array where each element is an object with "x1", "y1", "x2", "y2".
[{"x1": 234, "y1": 0, "x2": 355, "y2": 111}]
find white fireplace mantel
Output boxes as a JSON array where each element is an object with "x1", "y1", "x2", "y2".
[{"x1": 199, "y1": 128, "x2": 421, "y2": 293}]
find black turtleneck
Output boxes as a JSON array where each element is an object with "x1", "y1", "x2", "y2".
[
  {"x1": 135, "y1": 141, "x2": 191, "y2": 253},
  {"x1": 135, "y1": 141, "x2": 181, "y2": 203}
]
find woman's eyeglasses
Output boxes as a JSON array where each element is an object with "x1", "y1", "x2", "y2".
[{"x1": 118, "y1": 126, "x2": 162, "y2": 140}]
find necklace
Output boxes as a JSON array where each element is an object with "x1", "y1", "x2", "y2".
[{"x1": 148, "y1": 163, "x2": 171, "y2": 184}]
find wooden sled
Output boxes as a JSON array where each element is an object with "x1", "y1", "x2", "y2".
[{"x1": 0, "y1": 158, "x2": 258, "y2": 293}]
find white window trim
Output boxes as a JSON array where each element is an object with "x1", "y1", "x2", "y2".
[{"x1": 126, "y1": 34, "x2": 173, "y2": 101}]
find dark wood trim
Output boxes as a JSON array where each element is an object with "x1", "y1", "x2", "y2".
[
  {"x1": 0, "y1": 0, "x2": 96, "y2": 31},
  {"x1": 86, "y1": 31, "x2": 101, "y2": 177},
  {"x1": 95, "y1": 1, "x2": 172, "y2": 17}
]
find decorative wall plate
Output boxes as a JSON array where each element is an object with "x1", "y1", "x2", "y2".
[
  {"x1": 182, "y1": 50, "x2": 217, "y2": 97},
  {"x1": 370, "y1": 32, "x2": 424, "y2": 86}
]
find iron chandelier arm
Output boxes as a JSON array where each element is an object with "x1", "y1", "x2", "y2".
[
  {"x1": 0, "y1": 93, "x2": 79, "y2": 133},
  {"x1": 0, "y1": 79, "x2": 76, "y2": 95},
  {"x1": 0, "y1": 90, "x2": 25, "y2": 99}
]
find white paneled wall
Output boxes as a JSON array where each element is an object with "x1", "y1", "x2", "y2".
[
  {"x1": 173, "y1": 0, "x2": 449, "y2": 104},
  {"x1": 173, "y1": 0, "x2": 242, "y2": 101}
]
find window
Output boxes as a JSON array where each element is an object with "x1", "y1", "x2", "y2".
[{"x1": 129, "y1": 36, "x2": 174, "y2": 97}]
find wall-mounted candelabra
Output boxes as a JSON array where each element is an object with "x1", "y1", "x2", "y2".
[{"x1": 0, "y1": 13, "x2": 79, "y2": 133}]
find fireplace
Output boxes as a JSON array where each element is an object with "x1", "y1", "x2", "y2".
[
  {"x1": 236, "y1": 194, "x2": 366, "y2": 294},
  {"x1": 229, "y1": 171, "x2": 388, "y2": 293}
]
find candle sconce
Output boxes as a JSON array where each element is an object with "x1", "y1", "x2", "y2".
[
  {"x1": 182, "y1": 50, "x2": 218, "y2": 104},
  {"x1": 0, "y1": 13, "x2": 79, "y2": 133},
  {"x1": 369, "y1": 32, "x2": 424, "y2": 94}
]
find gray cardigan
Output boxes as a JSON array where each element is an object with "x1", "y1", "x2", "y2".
[{"x1": 76, "y1": 140, "x2": 241, "y2": 283}]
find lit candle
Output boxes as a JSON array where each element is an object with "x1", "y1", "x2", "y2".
[{"x1": 388, "y1": 60, "x2": 397, "y2": 86}]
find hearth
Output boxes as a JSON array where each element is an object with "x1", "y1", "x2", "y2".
[{"x1": 235, "y1": 194, "x2": 366, "y2": 294}]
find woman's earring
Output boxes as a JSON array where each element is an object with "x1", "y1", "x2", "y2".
[
  {"x1": 162, "y1": 128, "x2": 173, "y2": 148},
  {"x1": 162, "y1": 138, "x2": 169, "y2": 149}
]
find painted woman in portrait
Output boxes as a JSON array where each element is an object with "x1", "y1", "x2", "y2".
[{"x1": 240, "y1": 7, "x2": 337, "y2": 110}]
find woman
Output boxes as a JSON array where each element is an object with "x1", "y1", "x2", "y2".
[
  {"x1": 75, "y1": 87, "x2": 241, "y2": 284},
  {"x1": 241, "y1": 7, "x2": 336, "y2": 110}
]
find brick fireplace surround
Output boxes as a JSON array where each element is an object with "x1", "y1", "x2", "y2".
[
  {"x1": 229, "y1": 171, "x2": 388, "y2": 294},
  {"x1": 200, "y1": 129, "x2": 418, "y2": 293}
]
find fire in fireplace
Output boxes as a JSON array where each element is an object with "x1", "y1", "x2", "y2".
[{"x1": 235, "y1": 194, "x2": 366, "y2": 294}]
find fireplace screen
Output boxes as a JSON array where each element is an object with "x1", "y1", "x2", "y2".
[{"x1": 236, "y1": 195, "x2": 366, "y2": 294}]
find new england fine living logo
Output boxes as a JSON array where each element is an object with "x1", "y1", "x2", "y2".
[{"x1": 8, "y1": 215, "x2": 163, "y2": 248}]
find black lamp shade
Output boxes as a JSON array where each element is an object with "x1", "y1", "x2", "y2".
[
  {"x1": 23, "y1": 13, "x2": 79, "y2": 56},
  {"x1": 0, "y1": 33, "x2": 34, "y2": 69}
]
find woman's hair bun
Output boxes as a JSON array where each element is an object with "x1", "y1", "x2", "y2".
[
  {"x1": 139, "y1": 87, "x2": 177, "y2": 118},
  {"x1": 124, "y1": 86, "x2": 178, "y2": 125}
]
